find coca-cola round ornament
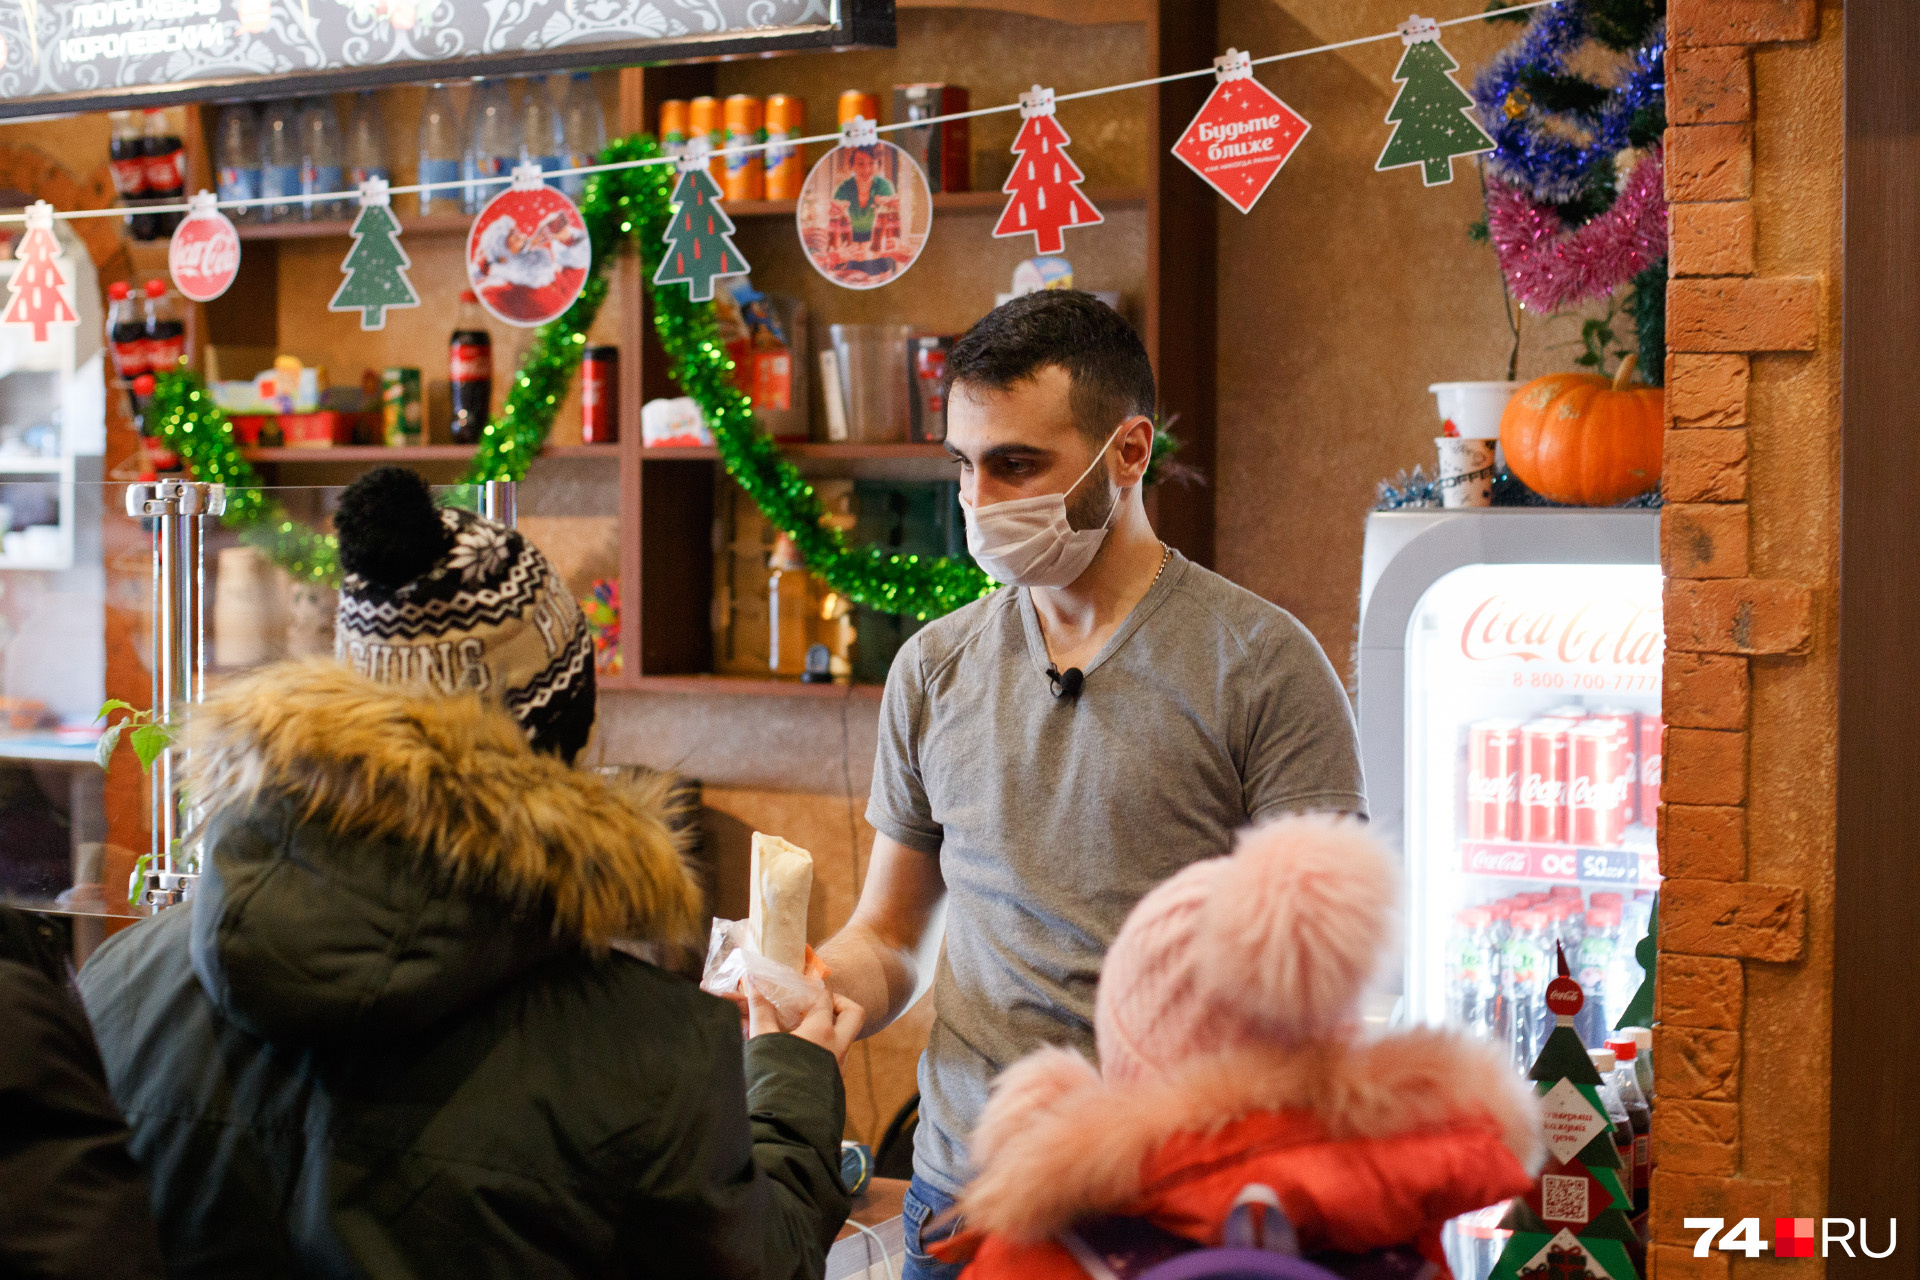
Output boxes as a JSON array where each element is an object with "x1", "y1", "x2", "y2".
[
  {"x1": 465, "y1": 164, "x2": 590, "y2": 328},
  {"x1": 168, "y1": 191, "x2": 241, "y2": 303}
]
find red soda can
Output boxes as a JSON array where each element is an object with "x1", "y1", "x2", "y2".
[
  {"x1": 1520, "y1": 719, "x2": 1573, "y2": 843},
  {"x1": 1466, "y1": 718, "x2": 1523, "y2": 840},
  {"x1": 580, "y1": 346, "x2": 618, "y2": 444},
  {"x1": 1569, "y1": 720, "x2": 1632, "y2": 847},
  {"x1": 1638, "y1": 715, "x2": 1664, "y2": 823},
  {"x1": 1588, "y1": 708, "x2": 1641, "y2": 822}
]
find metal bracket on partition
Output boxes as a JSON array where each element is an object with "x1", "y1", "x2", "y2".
[
  {"x1": 480, "y1": 479, "x2": 517, "y2": 526},
  {"x1": 124, "y1": 480, "x2": 226, "y2": 909}
]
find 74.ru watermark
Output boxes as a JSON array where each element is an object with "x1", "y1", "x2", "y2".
[{"x1": 1685, "y1": 1218, "x2": 1898, "y2": 1259}]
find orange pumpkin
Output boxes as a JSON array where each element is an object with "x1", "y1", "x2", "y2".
[{"x1": 1498, "y1": 354, "x2": 1665, "y2": 506}]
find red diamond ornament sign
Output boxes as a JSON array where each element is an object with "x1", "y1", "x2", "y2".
[{"x1": 1172, "y1": 49, "x2": 1310, "y2": 214}]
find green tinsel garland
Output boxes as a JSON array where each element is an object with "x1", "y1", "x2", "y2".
[
  {"x1": 150, "y1": 133, "x2": 1184, "y2": 620},
  {"x1": 150, "y1": 132, "x2": 996, "y2": 618}
]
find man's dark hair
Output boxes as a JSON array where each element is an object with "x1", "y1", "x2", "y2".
[{"x1": 945, "y1": 290, "x2": 1156, "y2": 441}]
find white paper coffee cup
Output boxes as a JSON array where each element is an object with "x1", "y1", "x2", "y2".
[{"x1": 1435, "y1": 436, "x2": 1496, "y2": 508}]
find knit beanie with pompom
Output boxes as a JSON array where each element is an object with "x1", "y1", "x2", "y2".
[
  {"x1": 1093, "y1": 814, "x2": 1399, "y2": 1087},
  {"x1": 332, "y1": 467, "x2": 596, "y2": 763}
]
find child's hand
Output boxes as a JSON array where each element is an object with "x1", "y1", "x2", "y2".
[{"x1": 746, "y1": 980, "x2": 863, "y2": 1068}]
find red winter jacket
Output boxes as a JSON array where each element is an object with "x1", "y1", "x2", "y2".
[{"x1": 936, "y1": 1028, "x2": 1544, "y2": 1280}]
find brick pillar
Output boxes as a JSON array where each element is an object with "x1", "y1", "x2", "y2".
[{"x1": 1653, "y1": 0, "x2": 1821, "y2": 1257}]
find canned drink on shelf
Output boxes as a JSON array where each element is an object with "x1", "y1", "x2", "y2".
[
  {"x1": 1519, "y1": 719, "x2": 1573, "y2": 844},
  {"x1": 381, "y1": 367, "x2": 422, "y2": 446},
  {"x1": 1569, "y1": 720, "x2": 1633, "y2": 848},
  {"x1": 765, "y1": 94, "x2": 805, "y2": 199},
  {"x1": 581, "y1": 346, "x2": 618, "y2": 444},
  {"x1": 1466, "y1": 718, "x2": 1524, "y2": 841},
  {"x1": 1586, "y1": 708, "x2": 1641, "y2": 823},
  {"x1": 722, "y1": 94, "x2": 765, "y2": 201},
  {"x1": 1638, "y1": 714, "x2": 1664, "y2": 823},
  {"x1": 688, "y1": 96, "x2": 725, "y2": 181},
  {"x1": 837, "y1": 89, "x2": 881, "y2": 128},
  {"x1": 658, "y1": 99, "x2": 689, "y2": 154}
]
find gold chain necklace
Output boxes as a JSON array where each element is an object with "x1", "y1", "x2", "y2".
[{"x1": 1149, "y1": 544, "x2": 1172, "y2": 589}]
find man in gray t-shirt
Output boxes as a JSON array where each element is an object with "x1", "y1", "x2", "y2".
[{"x1": 817, "y1": 292, "x2": 1364, "y2": 1280}]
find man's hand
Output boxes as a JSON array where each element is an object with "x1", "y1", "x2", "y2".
[
  {"x1": 747, "y1": 979, "x2": 863, "y2": 1068},
  {"x1": 816, "y1": 834, "x2": 947, "y2": 1039}
]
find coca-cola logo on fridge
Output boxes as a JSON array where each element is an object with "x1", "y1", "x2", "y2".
[{"x1": 1459, "y1": 592, "x2": 1663, "y2": 667}]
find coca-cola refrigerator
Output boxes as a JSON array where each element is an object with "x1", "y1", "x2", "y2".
[{"x1": 1357, "y1": 509, "x2": 1662, "y2": 1278}]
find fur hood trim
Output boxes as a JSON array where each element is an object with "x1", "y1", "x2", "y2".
[
  {"x1": 184, "y1": 659, "x2": 703, "y2": 951},
  {"x1": 961, "y1": 1027, "x2": 1544, "y2": 1244}
]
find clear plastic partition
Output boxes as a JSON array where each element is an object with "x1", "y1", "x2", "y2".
[{"x1": 0, "y1": 479, "x2": 503, "y2": 956}]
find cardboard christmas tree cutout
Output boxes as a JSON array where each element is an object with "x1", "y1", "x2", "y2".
[
  {"x1": 2, "y1": 202, "x2": 79, "y2": 343},
  {"x1": 654, "y1": 139, "x2": 750, "y2": 303},
  {"x1": 993, "y1": 85, "x2": 1104, "y2": 255},
  {"x1": 1613, "y1": 899, "x2": 1657, "y2": 1032},
  {"x1": 1490, "y1": 946, "x2": 1641, "y2": 1280},
  {"x1": 1375, "y1": 15, "x2": 1495, "y2": 186},
  {"x1": 329, "y1": 179, "x2": 420, "y2": 330}
]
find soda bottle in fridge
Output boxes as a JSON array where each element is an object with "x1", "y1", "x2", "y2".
[
  {"x1": 449, "y1": 291, "x2": 492, "y2": 444},
  {"x1": 1589, "y1": 1047, "x2": 1637, "y2": 1203},
  {"x1": 1575, "y1": 907, "x2": 1616, "y2": 1046},
  {"x1": 559, "y1": 73, "x2": 605, "y2": 199},
  {"x1": 1570, "y1": 720, "x2": 1633, "y2": 847},
  {"x1": 1606, "y1": 1035, "x2": 1652, "y2": 1216},
  {"x1": 418, "y1": 83, "x2": 464, "y2": 216},
  {"x1": 1519, "y1": 720, "x2": 1572, "y2": 844},
  {"x1": 1638, "y1": 716, "x2": 1664, "y2": 826},
  {"x1": 465, "y1": 79, "x2": 519, "y2": 213},
  {"x1": 345, "y1": 92, "x2": 390, "y2": 187},
  {"x1": 142, "y1": 280, "x2": 186, "y2": 376},
  {"x1": 216, "y1": 105, "x2": 262, "y2": 224},
  {"x1": 261, "y1": 100, "x2": 303, "y2": 224},
  {"x1": 1482, "y1": 900, "x2": 1512, "y2": 1045},
  {"x1": 520, "y1": 76, "x2": 562, "y2": 185},
  {"x1": 1466, "y1": 719, "x2": 1522, "y2": 841},
  {"x1": 109, "y1": 111, "x2": 149, "y2": 234},
  {"x1": 298, "y1": 97, "x2": 346, "y2": 221},
  {"x1": 1502, "y1": 910, "x2": 1548, "y2": 1069},
  {"x1": 1446, "y1": 909, "x2": 1486, "y2": 1036},
  {"x1": 142, "y1": 108, "x2": 186, "y2": 238}
]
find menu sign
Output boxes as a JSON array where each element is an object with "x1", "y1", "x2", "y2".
[{"x1": 0, "y1": 0, "x2": 890, "y2": 118}]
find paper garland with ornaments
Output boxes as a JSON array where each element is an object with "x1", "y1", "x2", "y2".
[
  {"x1": 796, "y1": 116, "x2": 933, "y2": 290},
  {"x1": 653, "y1": 139, "x2": 751, "y2": 303},
  {"x1": 1, "y1": 202, "x2": 79, "y2": 343},
  {"x1": 466, "y1": 165, "x2": 591, "y2": 327},
  {"x1": 1489, "y1": 948, "x2": 1641, "y2": 1280},
  {"x1": 1172, "y1": 49, "x2": 1311, "y2": 214},
  {"x1": 1376, "y1": 14, "x2": 1496, "y2": 186},
  {"x1": 169, "y1": 191, "x2": 242, "y2": 303},
  {"x1": 993, "y1": 86, "x2": 1104, "y2": 256},
  {"x1": 329, "y1": 178, "x2": 420, "y2": 330}
]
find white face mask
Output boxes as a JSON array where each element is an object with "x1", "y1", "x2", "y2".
[{"x1": 960, "y1": 419, "x2": 1130, "y2": 588}]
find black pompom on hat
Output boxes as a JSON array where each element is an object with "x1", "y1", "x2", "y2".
[{"x1": 331, "y1": 467, "x2": 596, "y2": 762}]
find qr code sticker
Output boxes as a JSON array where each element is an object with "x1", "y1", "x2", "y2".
[{"x1": 1541, "y1": 1173, "x2": 1589, "y2": 1223}]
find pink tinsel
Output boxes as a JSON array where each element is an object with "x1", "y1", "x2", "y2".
[{"x1": 1488, "y1": 146, "x2": 1667, "y2": 313}]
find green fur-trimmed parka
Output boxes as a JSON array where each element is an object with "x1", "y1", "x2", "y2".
[{"x1": 79, "y1": 660, "x2": 851, "y2": 1280}]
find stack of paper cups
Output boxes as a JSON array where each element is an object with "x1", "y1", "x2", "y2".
[{"x1": 1429, "y1": 381, "x2": 1515, "y2": 509}]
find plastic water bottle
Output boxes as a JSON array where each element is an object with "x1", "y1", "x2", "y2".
[
  {"x1": 1605, "y1": 1036, "x2": 1652, "y2": 1216},
  {"x1": 215, "y1": 105, "x2": 262, "y2": 224},
  {"x1": 559, "y1": 73, "x2": 605, "y2": 199},
  {"x1": 260, "y1": 99, "x2": 302, "y2": 224},
  {"x1": 464, "y1": 79, "x2": 519, "y2": 213},
  {"x1": 520, "y1": 75, "x2": 562, "y2": 187},
  {"x1": 416, "y1": 83, "x2": 463, "y2": 216},
  {"x1": 345, "y1": 91, "x2": 389, "y2": 188},
  {"x1": 297, "y1": 97, "x2": 346, "y2": 221}
]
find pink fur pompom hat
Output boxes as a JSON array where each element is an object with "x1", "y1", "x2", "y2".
[{"x1": 1095, "y1": 812, "x2": 1397, "y2": 1086}]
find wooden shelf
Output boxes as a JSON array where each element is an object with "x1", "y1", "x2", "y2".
[
  {"x1": 228, "y1": 191, "x2": 1148, "y2": 242},
  {"x1": 240, "y1": 443, "x2": 620, "y2": 463},
  {"x1": 642, "y1": 442, "x2": 950, "y2": 461},
  {"x1": 607, "y1": 672, "x2": 884, "y2": 700}
]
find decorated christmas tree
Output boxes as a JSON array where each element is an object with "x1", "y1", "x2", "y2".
[
  {"x1": 653, "y1": 153, "x2": 749, "y2": 303},
  {"x1": 2, "y1": 202, "x2": 79, "y2": 343},
  {"x1": 1490, "y1": 947, "x2": 1642, "y2": 1280},
  {"x1": 1375, "y1": 17, "x2": 1496, "y2": 186},
  {"x1": 993, "y1": 86, "x2": 1103, "y2": 255},
  {"x1": 329, "y1": 180, "x2": 420, "y2": 330}
]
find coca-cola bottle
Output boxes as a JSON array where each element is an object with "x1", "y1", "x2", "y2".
[
  {"x1": 143, "y1": 279, "x2": 186, "y2": 377},
  {"x1": 110, "y1": 112, "x2": 151, "y2": 237},
  {"x1": 106, "y1": 281, "x2": 148, "y2": 383},
  {"x1": 143, "y1": 108, "x2": 186, "y2": 239},
  {"x1": 449, "y1": 290, "x2": 492, "y2": 444}
]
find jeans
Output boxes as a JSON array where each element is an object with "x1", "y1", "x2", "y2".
[{"x1": 901, "y1": 1173, "x2": 966, "y2": 1280}]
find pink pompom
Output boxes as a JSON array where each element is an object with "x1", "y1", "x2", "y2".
[{"x1": 1194, "y1": 814, "x2": 1398, "y2": 1047}]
